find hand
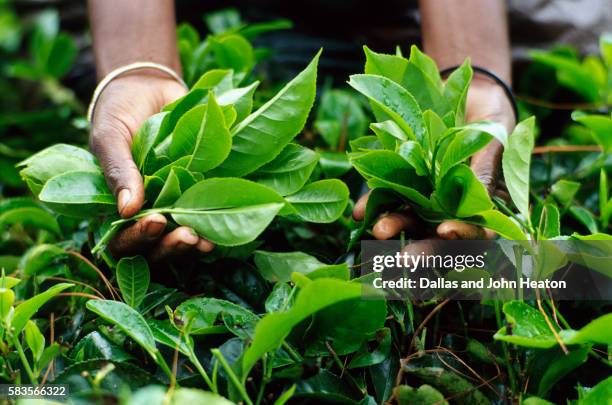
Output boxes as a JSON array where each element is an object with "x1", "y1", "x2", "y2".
[
  {"x1": 353, "y1": 77, "x2": 516, "y2": 240},
  {"x1": 90, "y1": 71, "x2": 214, "y2": 261}
]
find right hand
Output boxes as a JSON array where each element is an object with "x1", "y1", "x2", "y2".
[{"x1": 90, "y1": 71, "x2": 214, "y2": 261}]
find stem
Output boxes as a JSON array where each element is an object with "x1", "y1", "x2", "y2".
[
  {"x1": 154, "y1": 350, "x2": 176, "y2": 386},
  {"x1": 281, "y1": 341, "x2": 302, "y2": 363},
  {"x1": 211, "y1": 349, "x2": 253, "y2": 405},
  {"x1": 494, "y1": 300, "x2": 516, "y2": 395},
  {"x1": 188, "y1": 348, "x2": 216, "y2": 393},
  {"x1": 12, "y1": 334, "x2": 38, "y2": 384}
]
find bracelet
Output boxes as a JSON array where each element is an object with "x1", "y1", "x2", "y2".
[
  {"x1": 440, "y1": 65, "x2": 519, "y2": 123},
  {"x1": 87, "y1": 62, "x2": 188, "y2": 123}
]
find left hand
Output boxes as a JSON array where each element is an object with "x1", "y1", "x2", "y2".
[{"x1": 352, "y1": 77, "x2": 516, "y2": 240}]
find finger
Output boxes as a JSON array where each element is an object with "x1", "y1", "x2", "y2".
[
  {"x1": 372, "y1": 212, "x2": 418, "y2": 240},
  {"x1": 436, "y1": 220, "x2": 487, "y2": 240},
  {"x1": 353, "y1": 191, "x2": 371, "y2": 221},
  {"x1": 90, "y1": 120, "x2": 144, "y2": 218},
  {"x1": 108, "y1": 214, "x2": 167, "y2": 256},
  {"x1": 150, "y1": 226, "x2": 200, "y2": 262},
  {"x1": 470, "y1": 141, "x2": 503, "y2": 196},
  {"x1": 483, "y1": 228, "x2": 496, "y2": 240},
  {"x1": 196, "y1": 238, "x2": 215, "y2": 253}
]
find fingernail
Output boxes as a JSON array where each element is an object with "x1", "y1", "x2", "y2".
[
  {"x1": 145, "y1": 221, "x2": 165, "y2": 238},
  {"x1": 118, "y1": 189, "x2": 132, "y2": 215}
]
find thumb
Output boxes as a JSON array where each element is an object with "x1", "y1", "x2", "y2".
[
  {"x1": 90, "y1": 120, "x2": 144, "y2": 218},
  {"x1": 470, "y1": 140, "x2": 503, "y2": 196}
]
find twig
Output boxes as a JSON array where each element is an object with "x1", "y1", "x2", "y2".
[
  {"x1": 58, "y1": 292, "x2": 102, "y2": 300},
  {"x1": 536, "y1": 292, "x2": 568, "y2": 355},
  {"x1": 515, "y1": 94, "x2": 607, "y2": 111},
  {"x1": 391, "y1": 298, "x2": 451, "y2": 402},
  {"x1": 532, "y1": 145, "x2": 601, "y2": 154},
  {"x1": 40, "y1": 313, "x2": 55, "y2": 385},
  {"x1": 48, "y1": 276, "x2": 105, "y2": 299},
  {"x1": 66, "y1": 251, "x2": 119, "y2": 300}
]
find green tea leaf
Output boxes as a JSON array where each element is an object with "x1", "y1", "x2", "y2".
[
  {"x1": 502, "y1": 117, "x2": 535, "y2": 224},
  {"x1": 210, "y1": 51, "x2": 320, "y2": 176},
  {"x1": 132, "y1": 112, "x2": 168, "y2": 170},
  {"x1": 18, "y1": 144, "x2": 100, "y2": 195},
  {"x1": 348, "y1": 74, "x2": 424, "y2": 143},
  {"x1": 39, "y1": 170, "x2": 116, "y2": 218},
  {"x1": 248, "y1": 144, "x2": 318, "y2": 196},
  {"x1": 12, "y1": 283, "x2": 73, "y2": 334},
  {"x1": 153, "y1": 168, "x2": 181, "y2": 208},
  {"x1": 538, "y1": 204, "x2": 561, "y2": 239},
  {"x1": 242, "y1": 278, "x2": 366, "y2": 377},
  {"x1": 24, "y1": 320, "x2": 45, "y2": 362},
  {"x1": 254, "y1": 250, "x2": 328, "y2": 282},
  {"x1": 148, "y1": 319, "x2": 191, "y2": 356},
  {"x1": 0, "y1": 205, "x2": 61, "y2": 236},
  {"x1": 188, "y1": 93, "x2": 232, "y2": 172},
  {"x1": 211, "y1": 34, "x2": 254, "y2": 76},
  {"x1": 371, "y1": 120, "x2": 408, "y2": 150},
  {"x1": 86, "y1": 300, "x2": 158, "y2": 357},
  {"x1": 435, "y1": 164, "x2": 493, "y2": 217},
  {"x1": 116, "y1": 256, "x2": 150, "y2": 309},
  {"x1": 172, "y1": 178, "x2": 285, "y2": 246},
  {"x1": 572, "y1": 112, "x2": 612, "y2": 153},
  {"x1": 284, "y1": 179, "x2": 349, "y2": 223},
  {"x1": 397, "y1": 141, "x2": 428, "y2": 176},
  {"x1": 443, "y1": 60, "x2": 472, "y2": 126},
  {"x1": 174, "y1": 297, "x2": 258, "y2": 337},
  {"x1": 349, "y1": 150, "x2": 431, "y2": 207},
  {"x1": 462, "y1": 210, "x2": 527, "y2": 240},
  {"x1": 396, "y1": 384, "x2": 448, "y2": 405}
]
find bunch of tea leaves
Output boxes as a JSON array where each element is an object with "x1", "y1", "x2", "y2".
[
  {"x1": 347, "y1": 45, "x2": 532, "y2": 241},
  {"x1": 20, "y1": 50, "x2": 349, "y2": 252}
]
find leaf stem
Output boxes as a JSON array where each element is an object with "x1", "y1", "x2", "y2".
[
  {"x1": 12, "y1": 333, "x2": 38, "y2": 384},
  {"x1": 211, "y1": 349, "x2": 253, "y2": 405},
  {"x1": 188, "y1": 347, "x2": 216, "y2": 393},
  {"x1": 154, "y1": 350, "x2": 176, "y2": 386}
]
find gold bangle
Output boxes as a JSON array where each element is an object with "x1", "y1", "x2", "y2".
[{"x1": 87, "y1": 62, "x2": 188, "y2": 123}]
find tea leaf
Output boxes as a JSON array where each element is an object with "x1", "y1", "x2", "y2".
[
  {"x1": 502, "y1": 117, "x2": 535, "y2": 224},
  {"x1": 254, "y1": 250, "x2": 328, "y2": 282},
  {"x1": 153, "y1": 168, "x2": 181, "y2": 208},
  {"x1": 116, "y1": 256, "x2": 150, "y2": 309},
  {"x1": 242, "y1": 278, "x2": 365, "y2": 377},
  {"x1": 436, "y1": 164, "x2": 493, "y2": 217},
  {"x1": 284, "y1": 179, "x2": 349, "y2": 223},
  {"x1": 188, "y1": 93, "x2": 232, "y2": 172},
  {"x1": 443, "y1": 60, "x2": 472, "y2": 126},
  {"x1": 248, "y1": 144, "x2": 319, "y2": 196},
  {"x1": 174, "y1": 297, "x2": 258, "y2": 337},
  {"x1": 348, "y1": 74, "x2": 424, "y2": 143},
  {"x1": 86, "y1": 300, "x2": 158, "y2": 357},
  {"x1": 172, "y1": 178, "x2": 286, "y2": 245},
  {"x1": 148, "y1": 319, "x2": 191, "y2": 355},
  {"x1": 39, "y1": 170, "x2": 116, "y2": 218},
  {"x1": 12, "y1": 283, "x2": 73, "y2": 334},
  {"x1": 349, "y1": 150, "x2": 430, "y2": 207},
  {"x1": 132, "y1": 112, "x2": 168, "y2": 170},
  {"x1": 210, "y1": 51, "x2": 320, "y2": 176},
  {"x1": 24, "y1": 320, "x2": 45, "y2": 362}
]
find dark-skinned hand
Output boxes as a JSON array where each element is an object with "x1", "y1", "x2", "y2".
[{"x1": 90, "y1": 71, "x2": 214, "y2": 261}]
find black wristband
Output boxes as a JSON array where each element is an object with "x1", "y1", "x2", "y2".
[{"x1": 440, "y1": 65, "x2": 519, "y2": 123}]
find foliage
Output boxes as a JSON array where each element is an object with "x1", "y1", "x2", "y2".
[{"x1": 0, "y1": 7, "x2": 609, "y2": 405}]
